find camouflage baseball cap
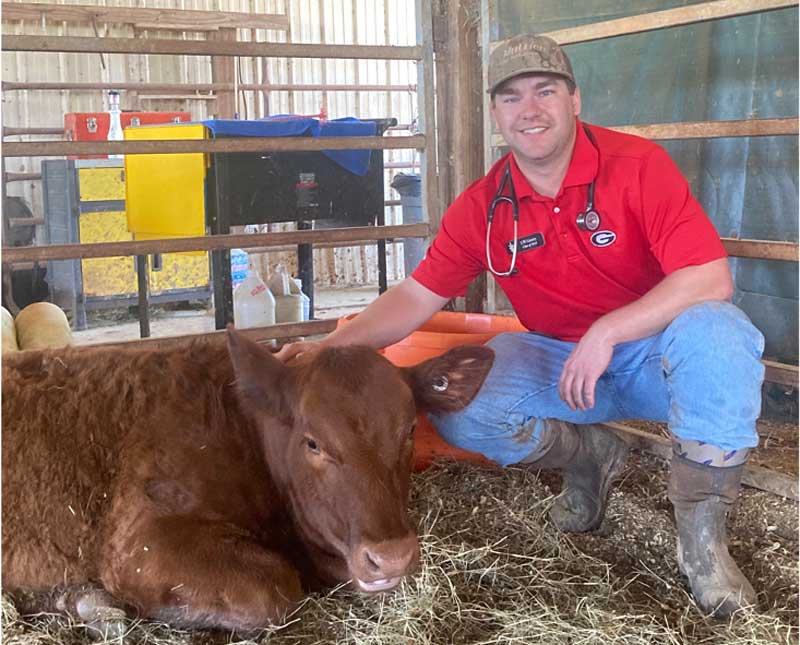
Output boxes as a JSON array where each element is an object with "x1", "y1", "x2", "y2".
[{"x1": 488, "y1": 34, "x2": 574, "y2": 95}]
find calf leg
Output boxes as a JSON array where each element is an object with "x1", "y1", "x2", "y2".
[
  {"x1": 101, "y1": 516, "x2": 303, "y2": 632},
  {"x1": 10, "y1": 584, "x2": 127, "y2": 641}
]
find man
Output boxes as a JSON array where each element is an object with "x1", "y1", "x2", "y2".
[{"x1": 277, "y1": 34, "x2": 765, "y2": 618}]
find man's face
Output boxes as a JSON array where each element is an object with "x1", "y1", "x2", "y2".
[{"x1": 491, "y1": 74, "x2": 581, "y2": 170}]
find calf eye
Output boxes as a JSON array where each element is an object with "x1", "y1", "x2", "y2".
[
  {"x1": 432, "y1": 375, "x2": 449, "y2": 392},
  {"x1": 409, "y1": 422, "x2": 417, "y2": 436},
  {"x1": 305, "y1": 438, "x2": 320, "y2": 453}
]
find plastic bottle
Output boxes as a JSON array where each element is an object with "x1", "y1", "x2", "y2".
[
  {"x1": 292, "y1": 277, "x2": 311, "y2": 321},
  {"x1": 233, "y1": 262, "x2": 276, "y2": 328},
  {"x1": 274, "y1": 294, "x2": 304, "y2": 324},
  {"x1": 267, "y1": 263, "x2": 291, "y2": 297},
  {"x1": 230, "y1": 248, "x2": 249, "y2": 290},
  {"x1": 107, "y1": 90, "x2": 123, "y2": 159}
]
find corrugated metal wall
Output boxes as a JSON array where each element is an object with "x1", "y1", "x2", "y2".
[
  {"x1": 1, "y1": 0, "x2": 419, "y2": 287},
  {"x1": 489, "y1": 0, "x2": 798, "y2": 363}
]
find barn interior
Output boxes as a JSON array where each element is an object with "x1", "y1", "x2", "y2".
[{"x1": 1, "y1": 1, "x2": 798, "y2": 644}]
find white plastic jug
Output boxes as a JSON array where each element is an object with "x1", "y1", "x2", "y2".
[
  {"x1": 292, "y1": 278, "x2": 311, "y2": 321},
  {"x1": 233, "y1": 266, "x2": 276, "y2": 328},
  {"x1": 274, "y1": 294, "x2": 304, "y2": 324},
  {"x1": 268, "y1": 264, "x2": 291, "y2": 297}
]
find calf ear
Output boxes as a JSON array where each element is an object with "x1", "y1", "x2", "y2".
[
  {"x1": 405, "y1": 345, "x2": 494, "y2": 413},
  {"x1": 226, "y1": 326, "x2": 289, "y2": 418}
]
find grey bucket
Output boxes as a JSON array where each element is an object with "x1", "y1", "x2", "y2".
[{"x1": 390, "y1": 173, "x2": 425, "y2": 275}]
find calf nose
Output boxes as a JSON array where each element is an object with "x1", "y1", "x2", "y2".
[{"x1": 352, "y1": 533, "x2": 420, "y2": 592}]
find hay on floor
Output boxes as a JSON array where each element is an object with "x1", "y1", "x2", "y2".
[{"x1": 2, "y1": 452, "x2": 797, "y2": 644}]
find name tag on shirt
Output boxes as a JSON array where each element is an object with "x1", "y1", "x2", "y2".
[{"x1": 506, "y1": 232, "x2": 545, "y2": 255}]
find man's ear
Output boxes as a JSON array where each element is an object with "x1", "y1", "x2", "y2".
[
  {"x1": 226, "y1": 326, "x2": 290, "y2": 419},
  {"x1": 404, "y1": 345, "x2": 494, "y2": 413}
]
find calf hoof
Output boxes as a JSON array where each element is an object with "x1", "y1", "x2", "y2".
[
  {"x1": 55, "y1": 587, "x2": 129, "y2": 641},
  {"x1": 78, "y1": 602, "x2": 128, "y2": 641}
]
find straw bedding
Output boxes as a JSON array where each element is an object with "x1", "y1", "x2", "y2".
[{"x1": 2, "y1": 451, "x2": 797, "y2": 645}]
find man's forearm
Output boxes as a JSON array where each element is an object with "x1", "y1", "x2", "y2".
[
  {"x1": 590, "y1": 258, "x2": 734, "y2": 347},
  {"x1": 322, "y1": 277, "x2": 449, "y2": 350}
]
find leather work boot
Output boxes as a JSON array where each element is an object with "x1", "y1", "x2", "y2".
[
  {"x1": 668, "y1": 452, "x2": 757, "y2": 617},
  {"x1": 520, "y1": 420, "x2": 629, "y2": 532}
]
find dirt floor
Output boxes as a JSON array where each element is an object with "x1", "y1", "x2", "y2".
[
  {"x1": 69, "y1": 285, "x2": 384, "y2": 346},
  {"x1": 2, "y1": 451, "x2": 797, "y2": 644}
]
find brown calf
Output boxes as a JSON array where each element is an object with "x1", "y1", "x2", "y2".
[{"x1": 2, "y1": 329, "x2": 493, "y2": 633}]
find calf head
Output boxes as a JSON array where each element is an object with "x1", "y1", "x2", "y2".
[{"x1": 226, "y1": 328, "x2": 494, "y2": 592}]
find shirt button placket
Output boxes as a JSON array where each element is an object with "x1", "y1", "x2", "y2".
[{"x1": 553, "y1": 205, "x2": 568, "y2": 238}]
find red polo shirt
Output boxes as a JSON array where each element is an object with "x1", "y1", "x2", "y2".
[{"x1": 411, "y1": 119, "x2": 727, "y2": 341}]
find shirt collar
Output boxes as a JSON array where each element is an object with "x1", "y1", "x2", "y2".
[{"x1": 503, "y1": 118, "x2": 599, "y2": 202}]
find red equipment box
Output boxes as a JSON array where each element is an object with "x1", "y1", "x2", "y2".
[{"x1": 64, "y1": 111, "x2": 192, "y2": 159}]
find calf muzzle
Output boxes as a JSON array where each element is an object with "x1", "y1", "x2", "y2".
[{"x1": 350, "y1": 532, "x2": 420, "y2": 593}]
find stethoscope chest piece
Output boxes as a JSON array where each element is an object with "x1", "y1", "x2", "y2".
[{"x1": 576, "y1": 208, "x2": 601, "y2": 231}]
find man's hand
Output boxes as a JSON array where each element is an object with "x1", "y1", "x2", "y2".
[
  {"x1": 558, "y1": 324, "x2": 614, "y2": 411},
  {"x1": 273, "y1": 340, "x2": 322, "y2": 363}
]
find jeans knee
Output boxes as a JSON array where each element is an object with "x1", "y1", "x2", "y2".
[
  {"x1": 665, "y1": 301, "x2": 765, "y2": 366},
  {"x1": 429, "y1": 409, "x2": 545, "y2": 467}
]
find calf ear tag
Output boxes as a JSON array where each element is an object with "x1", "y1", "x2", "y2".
[{"x1": 432, "y1": 376, "x2": 449, "y2": 392}]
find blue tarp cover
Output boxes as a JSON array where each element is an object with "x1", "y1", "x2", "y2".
[{"x1": 199, "y1": 116, "x2": 377, "y2": 176}]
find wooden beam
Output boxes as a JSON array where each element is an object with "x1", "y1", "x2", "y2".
[
  {"x1": 609, "y1": 117, "x2": 798, "y2": 140},
  {"x1": 3, "y1": 35, "x2": 424, "y2": 61},
  {"x1": 604, "y1": 421, "x2": 799, "y2": 500},
  {"x1": 764, "y1": 360, "x2": 799, "y2": 388},
  {"x1": 9, "y1": 217, "x2": 45, "y2": 227},
  {"x1": 722, "y1": 238, "x2": 798, "y2": 262},
  {"x1": 2, "y1": 126, "x2": 63, "y2": 136},
  {"x1": 2, "y1": 81, "x2": 419, "y2": 92},
  {"x1": 1, "y1": 134, "x2": 426, "y2": 158},
  {"x1": 491, "y1": 118, "x2": 798, "y2": 148},
  {"x1": 2, "y1": 2, "x2": 290, "y2": 31},
  {"x1": 3, "y1": 172, "x2": 42, "y2": 182},
  {"x1": 541, "y1": 0, "x2": 797, "y2": 45},
  {"x1": 1, "y1": 223, "x2": 431, "y2": 263},
  {"x1": 89, "y1": 319, "x2": 339, "y2": 351}
]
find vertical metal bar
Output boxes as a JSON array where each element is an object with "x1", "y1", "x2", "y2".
[
  {"x1": 297, "y1": 220, "x2": 314, "y2": 317},
  {"x1": 416, "y1": 0, "x2": 440, "y2": 238},
  {"x1": 135, "y1": 254, "x2": 150, "y2": 338},
  {"x1": 377, "y1": 208, "x2": 388, "y2": 294},
  {"x1": 208, "y1": 157, "x2": 234, "y2": 329}
]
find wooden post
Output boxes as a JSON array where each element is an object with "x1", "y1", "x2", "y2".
[
  {"x1": 416, "y1": 0, "x2": 441, "y2": 239},
  {"x1": 480, "y1": 0, "x2": 497, "y2": 313},
  {"x1": 445, "y1": 0, "x2": 486, "y2": 312},
  {"x1": 210, "y1": 28, "x2": 237, "y2": 119}
]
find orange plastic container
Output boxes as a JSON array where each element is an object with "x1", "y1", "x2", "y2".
[{"x1": 338, "y1": 312, "x2": 527, "y2": 470}]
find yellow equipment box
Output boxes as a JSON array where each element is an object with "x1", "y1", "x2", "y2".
[
  {"x1": 76, "y1": 155, "x2": 209, "y2": 299},
  {"x1": 124, "y1": 123, "x2": 208, "y2": 240},
  {"x1": 76, "y1": 165, "x2": 137, "y2": 297}
]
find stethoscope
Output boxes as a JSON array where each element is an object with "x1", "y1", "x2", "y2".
[{"x1": 486, "y1": 124, "x2": 601, "y2": 277}]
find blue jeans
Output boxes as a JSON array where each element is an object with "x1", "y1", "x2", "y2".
[{"x1": 430, "y1": 302, "x2": 765, "y2": 466}]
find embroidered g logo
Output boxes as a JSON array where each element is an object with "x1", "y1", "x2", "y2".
[{"x1": 590, "y1": 230, "x2": 617, "y2": 247}]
